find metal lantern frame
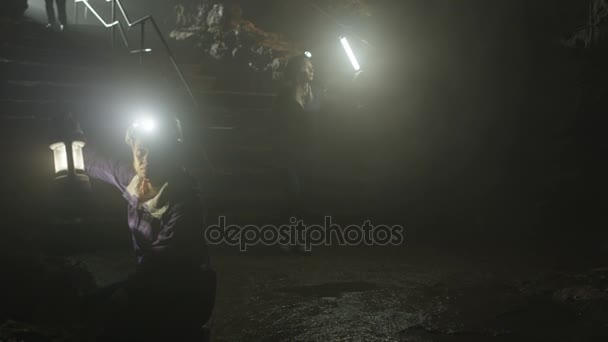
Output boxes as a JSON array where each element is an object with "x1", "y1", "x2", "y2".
[{"x1": 49, "y1": 118, "x2": 91, "y2": 195}]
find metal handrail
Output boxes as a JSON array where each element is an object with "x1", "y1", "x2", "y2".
[
  {"x1": 73, "y1": 0, "x2": 199, "y2": 110},
  {"x1": 74, "y1": 0, "x2": 128, "y2": 46}
]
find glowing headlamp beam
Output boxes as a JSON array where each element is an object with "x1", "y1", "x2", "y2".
[
  {"x1": 340, "y1": 36, "x2": 361, "y2": 72},
  {"x1": 133, "y1": 117, "x2": 156, "y2": 132}
]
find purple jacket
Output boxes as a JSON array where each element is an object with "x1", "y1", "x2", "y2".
[{"x1": 84, "y1": 148, "x2": 209, "y2": 271}]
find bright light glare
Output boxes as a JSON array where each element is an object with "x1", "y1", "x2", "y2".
[
  {"x1": 72, "y1": 141, "x2": 86, "y2": 171},
  {"x1": 50, "y1": 142, "x2": 68, "y2": 174},
  {"x1": 340, "y1": 37, "x2": 361, "y2": 71},
  {"x1": 305, "y1": 51, "x2": 312, "y2": 58},
  {"x1": 133, "y1": 117, "x2": 156, "y2": 132}
]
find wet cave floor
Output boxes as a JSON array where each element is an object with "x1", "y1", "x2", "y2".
[{"x1": 68, "y1": 244, "x2": 608, "y2": 342}]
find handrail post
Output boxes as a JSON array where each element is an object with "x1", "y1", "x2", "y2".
[
  {"x1": 111, "y1": 0, "x2": 116, "y2": 48},
  {"x1": 139, "y1": 21, "x2": 145, "y2": 65},
  {"x1": 74, "y1": 0, "x2": 79, "y2": 25}
]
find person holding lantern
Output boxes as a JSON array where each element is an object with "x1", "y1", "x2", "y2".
[{"x1": 53, "y1": 115, "x2": 216, "y2": 341}]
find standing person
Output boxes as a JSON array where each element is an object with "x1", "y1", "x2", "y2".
[
  {"x1": 82, "y1": 116, "x2": 215, "y2": 341},
  {"x1": 273, "y1": 54, "x2": 324, "y2": 254},
  {"x1": 45, "y1": 0, "x2": 67, "y2": 31}
]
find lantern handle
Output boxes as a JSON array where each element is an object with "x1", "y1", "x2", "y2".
[{"x1": 61, "y1": 113, "x2": 86, "y2": 143}]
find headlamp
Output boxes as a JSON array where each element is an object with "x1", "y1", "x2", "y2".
[
  {"x1": 125, "y1": 115, "x2": 183, "y2": 146},
  {"x1": 132, "y1": 117, "x2": 157, "y2": 133}
]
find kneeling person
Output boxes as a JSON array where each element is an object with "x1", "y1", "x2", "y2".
[{"x1": 84, "y1": 116, "x2": 214, "y2": 341}]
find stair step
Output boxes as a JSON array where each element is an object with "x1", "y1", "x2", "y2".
[
  {"x1": 0, "y1": 98, "x2": 272, "y2": 127},
  {"x1": 195, "y1": 90, "x2": 276, "y2": 109},
  {"x1": 9, "y1": 24, "x2": 116, "y2": 50},
  {"x1": 0, "y1": 98, "x2": 93, "y2": 119},
  {"x1": 0, "y1": 79, "x2": 120, "y2": 103},
  {"x1": 136, "y1": 59, "x2": 217, "y2": 92},
  {"x1": 0, "y1": 43, "x2": 133, "y2": 67},
  {"x1": 201, "y1": 106, "x2": 273, "y2": 128},
  {"x1": 0, "y1": 57, "x2": 136, "y2": 86}
]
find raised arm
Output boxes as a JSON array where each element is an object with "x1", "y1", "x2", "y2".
[{"x1": 84, "y1": 147, "x2": 134, "y2": 192}]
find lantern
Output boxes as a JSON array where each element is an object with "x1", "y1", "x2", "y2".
[
  {"x1": 49, "y1": 117, "x2": 91, "y2": 193},
  {"x1": 50, "y1": 140, "x2": 86, "y2": 174}
]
